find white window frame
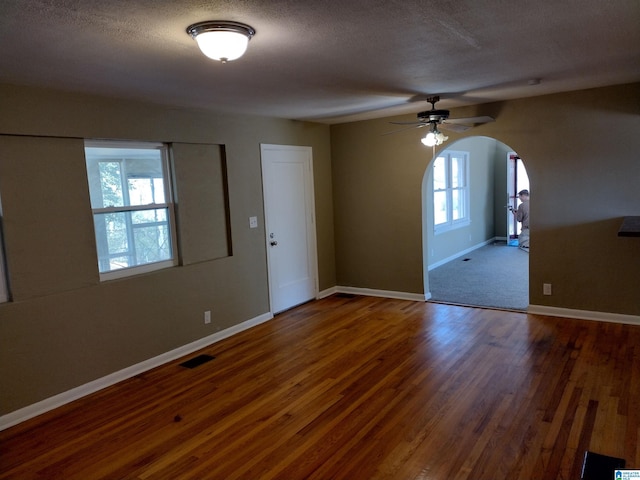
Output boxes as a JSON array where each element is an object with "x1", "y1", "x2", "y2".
[
  {"x1": 84, "y1": 140, "x2": 178, "y2": 281},
  {"x1": 433, "y1": 150, "x2": 471, "y2": 234}
]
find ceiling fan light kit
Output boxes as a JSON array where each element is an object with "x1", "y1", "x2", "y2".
[
  {"x1": 187, "y1": 21, "x2": 256, "y2": 63},
  {"x1": 421, "y1": 127, "x2": 448, "y2": 147}
]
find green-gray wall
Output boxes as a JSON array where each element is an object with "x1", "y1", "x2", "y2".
[
  {"x1": 1, "y1": 82, "x2": 639, "y2": 418},
  {"x1": 0, "y1": 84, "x2": 335, "y2": 415},
  {"x1": 331, "y1": 83, "x2": 640, "y2": 314}
]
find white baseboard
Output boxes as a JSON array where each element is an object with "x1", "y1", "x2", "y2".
[
  {"x1": 334, "y1": 286, "x2": 427, "y2": 302},
  {"x1": 8, "y1": 297, "x2": 635, "y2": 431},
  {"x1": 528, "y1": 305, "x2": 640, "y2": 326},
  {"x1": 319, "y1": 286, "x2": 428, "y2": 302},
  {"x1": 317, "y1": 286, "x2": 338, "y2": 299},
  {"x1": 428, "y1": 238, "x2": 496, "y2": 271},
  {"x1": 0, "y1": 311, "x2": 274, "y2": 432},
  {"x1": 322, "y1": 288, "x2": 640, "y2": 326}
]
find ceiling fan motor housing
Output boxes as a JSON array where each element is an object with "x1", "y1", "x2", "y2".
[{"x1": 417, "y1": 109, "x2": 450, "y2": 123}]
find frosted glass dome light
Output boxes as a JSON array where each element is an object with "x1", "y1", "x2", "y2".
[{"x1": 187, "y1": 21, "x2": 256, "y2": 63}]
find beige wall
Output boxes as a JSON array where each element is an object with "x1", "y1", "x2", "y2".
[
  {"x1": 331, "y1": 83, "x2": 640, "y2": 314},
  {"x1": 0, "y1": 84, "x2": 335, "y2": 414}
]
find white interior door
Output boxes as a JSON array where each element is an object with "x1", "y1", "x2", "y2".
[{"x1": 261, "y1": 144, "x2": 317, "y2": 314}]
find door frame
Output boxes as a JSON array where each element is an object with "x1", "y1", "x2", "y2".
[
  {"x1": 507, "y1": 152, "x2": 530, "y2": 243},
  {"x1": 260, "y1": 143, "x2": 318, "y2": 314}
]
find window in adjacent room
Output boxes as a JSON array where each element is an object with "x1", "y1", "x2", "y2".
[
  {"x1": 433, "y1": 150, "x2": 470, "y2": 234},
  {"x1": 84, "y1": 140, "x2": 177, "y2": 280}
]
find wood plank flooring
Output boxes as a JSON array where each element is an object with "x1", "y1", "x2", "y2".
[{"x1": 1, "y1": 295, "x2": 639, "y2": 479}]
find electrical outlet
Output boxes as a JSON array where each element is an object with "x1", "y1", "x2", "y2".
[
  {"x1": 543, "y1": 283, "x2": 552, "y2": 295},
  {"x1": 204, "y1": 310, "x2": 211, "y2": 324},
  {"x1": 249, "y1": 216, "x2": 258, "y2": 228}
]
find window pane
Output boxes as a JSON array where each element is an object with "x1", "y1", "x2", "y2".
[
  {"x1": 127, "y1": 157, "x2": 165, "y2": 206},
  {"x1": 433, "y1": 156, "x2": 446, "y2": 190},
  {"x1": 86, "y1": 146, "x2": 164, "y2": 208},
  {"x1": 433, "y1": 151, "x2": 470, "y2": 233},
  {"x1": 104, "y1": 212, "x2": 129, "y2": 254},
  {"x1": 154, "y1": 178, "x2": 166, "y2": 203},
  {"x1": 128, "y1": 178, "x2": 155, "y2": 206},
  {"x1": 93, "y1": 208, "x2": 171, "y2": 273},
  {"x1": 93, "y1": 212, "x2": 128, "y2": 272},
  {"x1": 452, "y1": 189, "x2": 463, "y2": 220},
  {"x1": 98, "y1": 162, "x2": 124, "y2": 208},
  {"x1": 434, "y1": 191, "x2": 448, "y2": 225},
  {"x1": 133, "y1": 221, "x2": 171, "y2": 265},
  {"x1": 132, "y1": 208, "x2": 167, "y2": 224},
  {"x1": 451, "y1": 156, "x2": 465, "y2": 188}
]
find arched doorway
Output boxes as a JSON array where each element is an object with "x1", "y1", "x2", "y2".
[{"x1": 422, "y1": 136, "x2": 529, "y2": 311}]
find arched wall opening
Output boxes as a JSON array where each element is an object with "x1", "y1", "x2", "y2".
[{"x1": 422, "y1": 135, "x2": 530, "y2": 310}]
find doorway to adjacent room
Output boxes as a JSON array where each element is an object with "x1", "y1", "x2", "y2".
[
  {"x1": 423, "y1": 137, "x2": 529, "y2": 311},
  {"x1": 507, "y1": 152, "x2": 530, "y2": 246}
]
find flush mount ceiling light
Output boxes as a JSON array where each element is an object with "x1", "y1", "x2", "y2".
[
  {"x1": 186, "y1": 21, "x2": 255, "y2": 63},
  {"x1": 421, "y1": 123, "x2": 448, "y2": 147}
]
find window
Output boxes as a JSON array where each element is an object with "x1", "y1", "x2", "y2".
[
  {"x1": 84, "y1": 141, "x2": 177, "y2": 280},
  {"x1": 433, "y1": 150, "x2": 470, "y2": 233}
]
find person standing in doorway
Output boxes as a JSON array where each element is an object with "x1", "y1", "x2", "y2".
[{"x1": 510, "y1": 189, "x2": 530, "y2": 251}]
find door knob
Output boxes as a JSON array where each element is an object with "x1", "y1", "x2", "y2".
[{"x1": 270, "y1": 241, "x2": 278, "y2": 246}]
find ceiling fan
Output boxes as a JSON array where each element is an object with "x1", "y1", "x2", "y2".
[{"x1": 386, "y1": 95, "x2": 494, "y2": 145}]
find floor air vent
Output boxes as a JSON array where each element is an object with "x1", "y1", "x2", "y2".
[{"x1": 180, "y1": 354, "x2": 216, "y2": 369}]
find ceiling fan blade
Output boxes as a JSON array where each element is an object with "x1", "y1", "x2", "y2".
[
  {"x1": 382, "y1": 124, "x2": 428, "y2": 136},
  {"x1": 389, "y1": 120, "x2": 427, "y2": 125},
  {"x1": 445, "y1": 115, "x2": 495, "y2": 125},
  {"x1": 440, "y1": 123, "x2": 473, "y2": 133}
]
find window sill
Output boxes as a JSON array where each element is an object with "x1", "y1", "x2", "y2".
[{"x1": 99, "y1": 259, "x2": 176, "y2": 281}]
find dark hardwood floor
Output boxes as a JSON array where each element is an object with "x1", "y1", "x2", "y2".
[{"x1": 1, "y1": 295, "x2": 638, "y2": 479}]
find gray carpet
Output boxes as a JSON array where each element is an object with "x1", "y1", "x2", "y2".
[{"x1": 428, "y1": 242, "x2": 529, "y2": 311}]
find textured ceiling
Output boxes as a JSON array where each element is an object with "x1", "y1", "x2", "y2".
[{"x1": 1, "y1": 0, "x2": 639, "y2": 123}]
